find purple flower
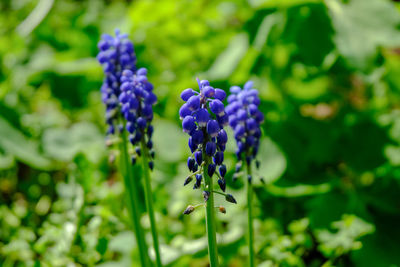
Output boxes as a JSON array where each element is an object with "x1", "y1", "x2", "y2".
[
  {"x1": 179, "y1": 104, "x2": 192, "y2": 119},
  {"x1": 187, "y1": 95, "x2": 201, "y2": 111},
  {"x1": 214, "y1": 89, "x2": 226, "y2": 101},
  {"x1": 182, "y1": 116, "x2": 196, "y2": 133},
  {"x1": 194, "y1": 151, "x2": 203, "y2": 165},
  {"x1": 181, "y1": 88, "x2": 195, "y2": 101},
  {"x1": 209, "y1": 99, "x2": 225, "y2": 116},
  {"x1": 195, "y1": 108, "x2": 210, "y2": 127},
  {"x1": 226, "y1": 81, "x2": 264, "y2": 175},
  {"x1": 206, "y1": 142, "x2": 217, "y2": 156},
  {"x1": 97, "y1": 30, "x2": 157, "y2": 166},
  {"x1": 180, "y1": 78, "x2": 235, "y2": 205},
  {"x1": 218, "y1": 178, "x2": 226, "y2": 192},
  {"x1": 207, "y1": 120, "x2": 220, "y2": 138}
]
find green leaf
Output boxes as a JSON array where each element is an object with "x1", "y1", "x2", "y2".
[
  {"x1": 0, "y1": 152, "x2": 15, "y2": 170},
  {"x1": 42, "y1": 122, "x2": 105, "y2": 163},
  {"x1": 258, "y1": 137, "x2": 287, "y2": 184},
  {"x1": 315, "y1": 214, "x2": 375, "y2": 258},
  {"x1": 152, "y1": 118, "x2": 186, "y2": 163},
  {"x1": 108, "y1": 231, "x2": 135, "y2": 253},
  {"x1": 265, "y1": 182, "x2": 331, "y2": 197},
  {"x1": 249, "y1": 0, "x2": 323, "y2": 9},
  {"x1": 0, "y1": 117, "x2": 53, "y2": 170},
  {"x1": 326, "y1": 0, "x2": 400, "y2": 70},
  {"x1": 205, "y1": 33, "x2": 249, "y2": 80}
]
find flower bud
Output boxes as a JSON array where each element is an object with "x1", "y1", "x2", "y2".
[
  {"x1": 203, "y1": 191, "x2": 210, "y2": 202},
  {"x1": 208, "y1": 163, "x2": 216, "y2": 177},
  {"x1": 219, "y1": 164, "x2": 227, "y2": 177},
  {"x1": 214, "y1": 89, "x2": 226, "y2": 101},
  {"x1": 183, "y1": 205, "x2": 195, "y2": 215},
  {"x1": 218, "y1": 179, "x2": 226, "y2": 192},
  {"x1": 181, "y1": 88, "x2": 195, "y2": 101},
  {"x1": 194, "y1": 151, "x2": 203, "y2": 165},
  {"x1": 225, "y1": 194, "x2": 237, "y2": 204},
  {"x1": 184, "y1": 176, "x2": 193, "y2": 186},
  {"x1": 218, "y1": 206, "x2": 226, "y2": 214}
]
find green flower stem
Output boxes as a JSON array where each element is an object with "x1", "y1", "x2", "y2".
[
  {"x1": 203, "y1": 152, "x2": 220, "y2": 267},
  {"x1": 140, "y1": 139, "x2": 163, "y2": 267},
  {"x1": 246, "y1": 161, "x2": 255, "y2": 267},
  {"x1": 119, "y1": 130, "x2": 150, "y2": 267}
]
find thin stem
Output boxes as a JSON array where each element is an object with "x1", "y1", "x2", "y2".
[
  {"x1": 140, "y1": 139, "x2": 163, "y2": 267},
  {"x1": 246, "y1": 161, "x2": 255, "y2": 267},
  {"x1": 203, "y1": 151, "x2": 220, "y2": 267},
  {"x1": 119, "y1": 130, "x2": 150, "y2": 267}
]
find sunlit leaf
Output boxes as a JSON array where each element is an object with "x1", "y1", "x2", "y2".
[{"x1": 0, "y1": 117, "x2": 54, "y2": 170}]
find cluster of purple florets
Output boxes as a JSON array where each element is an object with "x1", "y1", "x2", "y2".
[
  {"x1": 97, "y1": 30, "x2": 156, "y2": 167},
  {"x1": 180, "y1": 79, "x2": 229, "y2": 193},
  {"x1": 119, "y1": 68, "x2": 157, "y2": 166},
  {"x1": 226, "y1": 81, "x2": 264, "y2": 181},
  {"x1": 97, "y1": 29, "x2": 137, "y2": 135}
]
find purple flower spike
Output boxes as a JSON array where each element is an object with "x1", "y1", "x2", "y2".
[
  {"x1": 97, "y1": 30, "x2": 156, "y2": 166},
  {"x1": 226, "y1": 81, "x2": 264, "y2": 177},
  {"x1": 180, "y1": 78, "x2": 234, "y2": 203}
]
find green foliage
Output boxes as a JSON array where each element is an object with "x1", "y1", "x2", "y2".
[{"x1": 1, "y1": 0, "x2": 400, "y2": 266}]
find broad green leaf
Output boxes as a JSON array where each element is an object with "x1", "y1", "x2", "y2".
[
  {"x1": 285, "y1": 76, "x2": 330, "y2": 100},
  {"x1": 326, "y1": 0, "x2": 400, "y2": 70},
  {"x1": 0, "y1": 117, "x2": 53, "y2": 170},
  {"x1": 205, "y1": 33, "x2": 249, "y2": 80},
  {"x1": 153, "y1": 118, "x2": 186, "y2": 163},
  {"x1": 0, "y1": 152, "x2": 15, "y2": 170},
  {"x1": 108, "y1": 231, "x2": 135, "y2": 253},
  {"x1": 249, "y1": 0, "x2": 323, "y2": 9},
  {"x1": 42, "y1": 122, "x2": 105, "y2": 163},
  {"x1": 258, "y1": 137, "x2": 287, "y2": 184},
  {"x1": 265, "y1": 182, "x2": 331, "y2": 197}
]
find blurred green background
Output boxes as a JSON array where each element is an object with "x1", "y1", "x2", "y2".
[{"x1": 1, "y1": 0, "x2": 400, "y2": 266}]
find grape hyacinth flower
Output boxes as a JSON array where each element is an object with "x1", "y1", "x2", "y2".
[
  {"x1": 180, "y1": 78, "x2": 236, "y2": 267},
  {"x1": 119, "y1": 68, "x2": 157, "y2": 166},
  {"x1": 97, "y1": 30, "x2": 162, "y2": 267},
  {"x1": 97, "y1": 29, "x2": 137, "y2": 136},
  {"x1": 226, "y1": 81, "x2": 264, "y2": 267}
]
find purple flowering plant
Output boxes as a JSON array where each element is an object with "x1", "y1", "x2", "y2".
[
  {"x1": 180, "y1": 78, "x2": 237, "y2": 267},
  {"x1": 97, "y1": 30, "x2": 162, "y2": 267},
  {"x1": 226, "y1": 80, "x2": 264, "y2": 267}
]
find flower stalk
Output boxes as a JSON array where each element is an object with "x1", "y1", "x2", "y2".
[
  {"x1": 119, "y1": 128, "x2": 150, "y2": 267},
  {"x1": 246, "y1": 161, "x2": 254, "y2": 267},
  {"x1": 140, "y1": 138, "x2": 162, "y2": 267},
  {"x1": 226, "y1": 81, "x2": 264, "y2": 267},
  {"x1": 203, "y1": 151, "x2": 220, "y2": 267}
]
